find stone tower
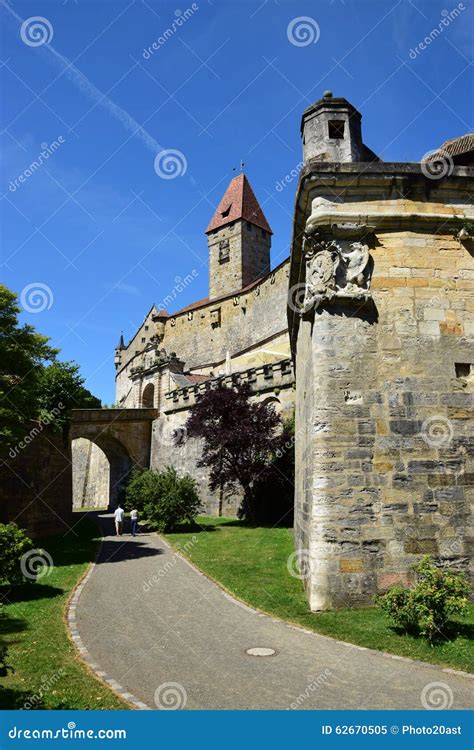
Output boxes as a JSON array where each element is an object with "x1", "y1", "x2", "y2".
[
  {"x1": 301, "y1": 90, "x2": 379, "y2": 163},
  {"x1": 206, "y1": 173, "x2": 272, "y2": 300}
]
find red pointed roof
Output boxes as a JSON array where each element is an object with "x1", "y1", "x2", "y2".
[{"x1": 205, "y1": 173, "x2": 272, "y2": 234}]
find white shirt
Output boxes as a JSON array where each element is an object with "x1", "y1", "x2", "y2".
[
  {"x1": 114, "y1": 507, "x2": 124, "y2": 522},
  {"x1": 130, "y1": 510, "x2": 138, "y2": 521}
]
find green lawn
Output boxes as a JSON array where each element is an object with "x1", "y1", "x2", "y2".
[
  {"x1": 166, "y1": 516, "x2": 474, "y2": 674},
  {"x1": 0, "y1": 515, "x2": 127, "y2": 709}
]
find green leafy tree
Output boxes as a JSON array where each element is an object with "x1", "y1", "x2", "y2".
[
  {"x1": 37, "y1": 360, "x2": 101, "y2": 435},
  {"x1": 0, "y1": 285, "x2": 101, "y2": 451},
  {"x1": 0, "y1": 285, "x2": 56, "y2": 450},
  {"x1": 377, "y1": 555, "x2": 471, "y2": 641},
  {"x1": 124, "y1": 467, "x2": 201, "y2": 532}
]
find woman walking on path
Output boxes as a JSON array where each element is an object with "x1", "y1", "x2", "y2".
[{"x1": 130, "y1": 508, "x2": 139, "y2": 537}]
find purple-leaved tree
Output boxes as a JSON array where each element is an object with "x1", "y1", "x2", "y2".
[{"x1": 184, "y1": 383, "x2": 282, "y2": 522}]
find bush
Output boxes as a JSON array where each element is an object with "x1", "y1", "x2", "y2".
[
  {"x1": 0, "y1": 523, "x2": 35, "y2": 586},
  {"x1": 124, "y1": 467, "x2": 201, "y2": 532},
  {"x1": 0, "y1": 605, "x2": 13, "y2": 677},
  {"x1": 377, "y1": 556, "x2": 471, "y2": 641}
]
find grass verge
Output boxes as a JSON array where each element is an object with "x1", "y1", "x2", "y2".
[
  {"x1": 0, "y1": 514, "x2": 128, "y2": 709},
  {"x1": 166, "y1": 516, "x2": 474, "y2": 674}
]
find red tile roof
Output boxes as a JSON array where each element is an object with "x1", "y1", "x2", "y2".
[
  {"x1": 205, "y1": 173, "x2": 272, "y2": 234},
  {"x1": 439, "y1": 133, "x2": 474, "y2": 157}
]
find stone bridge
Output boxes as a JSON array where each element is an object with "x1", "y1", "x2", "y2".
[{"x1": 70, "y1": 408, "x2": 157, "y2": 508}]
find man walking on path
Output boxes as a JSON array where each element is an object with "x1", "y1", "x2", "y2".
[
  {"x1": 114, "y1": 504, "x2": 125, "y2": 536},
  {"x1": 130, "y1": 508, "x2": 139, "y2": 537}
]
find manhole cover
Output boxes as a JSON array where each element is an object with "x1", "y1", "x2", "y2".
[{"x1": 245, "y1": 647, "x2": 276, "y2": 657}]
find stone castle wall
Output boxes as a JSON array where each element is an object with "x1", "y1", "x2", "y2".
[
  {"x1": 151, "y1": 360, "x2": 295, "y2": 515},
  {"x1": 0, "y1": 428, "x2": 72, "y2": 538},
  {"x1": 116, "y1": 258, "x2": 290, "y2": 406},
  {"x1": 72, "y1": 438, "x2": 109, "y2": 509},
  {"x1": 291, "y1": 170, "x2": 474, "y2": 610}
]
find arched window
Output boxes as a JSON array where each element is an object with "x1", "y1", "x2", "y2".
[{"x1": 142, "y1": 383, "x2": 155, "y2": 408}]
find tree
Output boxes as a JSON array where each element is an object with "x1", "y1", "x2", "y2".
[
  {"x1": 0, "y1": 285, "x2": 56, "y2": 450},
  {"x1": 37, "y1": 360, "x2": 100, "y2": 436},
  {"x1": 0, "y1": 285, "x2": 101, "y2": 452},
  {"x1": 184, "y1": 383, "x2": 282, "y2": 522}
]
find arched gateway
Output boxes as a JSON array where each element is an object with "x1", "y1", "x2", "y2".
[{"x1": 70, "y1": 408, "x2": 157, "y2": 509}]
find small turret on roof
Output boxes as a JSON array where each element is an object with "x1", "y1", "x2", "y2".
[
  {"x1": 205, "y1": 173, "x2": 272, "y2": 234},
  {"x1": 116, "y1": 332, "x2": 126, "y2": 350}
]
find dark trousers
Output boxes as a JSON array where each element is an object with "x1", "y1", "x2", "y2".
[{"x1": 131, "y1": 519, "x2": 138, "y2": 536}]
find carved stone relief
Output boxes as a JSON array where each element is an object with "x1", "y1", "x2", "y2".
[{"x1": 301, "y1": 228, "x2": 373, "y2": 313}]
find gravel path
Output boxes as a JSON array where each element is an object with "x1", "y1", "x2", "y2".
[{"x1": 75, "y1": 514, "x2": 473, "y2": 710}]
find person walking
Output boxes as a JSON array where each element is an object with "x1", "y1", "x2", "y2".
[
  {"x1": 130, "y1": 508, "x2": 139, "y2": 537},
  {"x1": 114, "y1": 504, "x2": 125, "y2": 536}
]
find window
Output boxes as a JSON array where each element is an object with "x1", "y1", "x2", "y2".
[
  {"x1": 221, "y1": 204, "x2": 232, "y2": 218},
  {"x1": 261, "y1": 229, "x2": 266, "y2": 237},
  {"x1": 144, "y1": 325, "x2": 149, "y2": 331},
  {"x1": 328, "y1": 120, "x2": 345, "y2": 139},
  {"x1": 246, "y1": 221, "x2": 252, "y2": 231},
  {"x1": 142, "y1": 383, "x2": 154, "y2": 408},
  {"x1": 219, "y1": 239, "x2": 230, "y2": 263},
  {"x1": 210, "y1": 308, "x2": 221, "y2": 329},
  {"x1": 141, "y1": 337, "x2": 146, "y2": 343},
  {"x1": 455, "y1": 363, "x2": 472, "y2": 378}
]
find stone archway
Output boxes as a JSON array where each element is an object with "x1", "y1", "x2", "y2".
[
  {"x1": 71, "y1": 433, "x2": 133, "y2": 510},
  {"x1": 70, "y1": 408, "x2": 157, "y2": 509}
]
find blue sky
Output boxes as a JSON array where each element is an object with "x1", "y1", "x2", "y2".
[{"x1": 1, "y1": 0, "x2": 472, "y2": 403}]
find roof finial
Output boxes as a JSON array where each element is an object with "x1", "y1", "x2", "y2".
[{"x1": 232, "y1": 160, "x2": 245, "y2": 174}]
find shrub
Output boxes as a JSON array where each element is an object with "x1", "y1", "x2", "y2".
[
  {"x1": 124, "y1": 467, "x2": 201, "y2": 532},
  {"x1": 377, "y1": 555, "x2": 471, "y2": 641},
  {"x1": 0, "y1": 605, "x2": 13, "y2": 677},
  {"x1": 0, "y1": 523, "x2": 35, "y2": 586}
]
